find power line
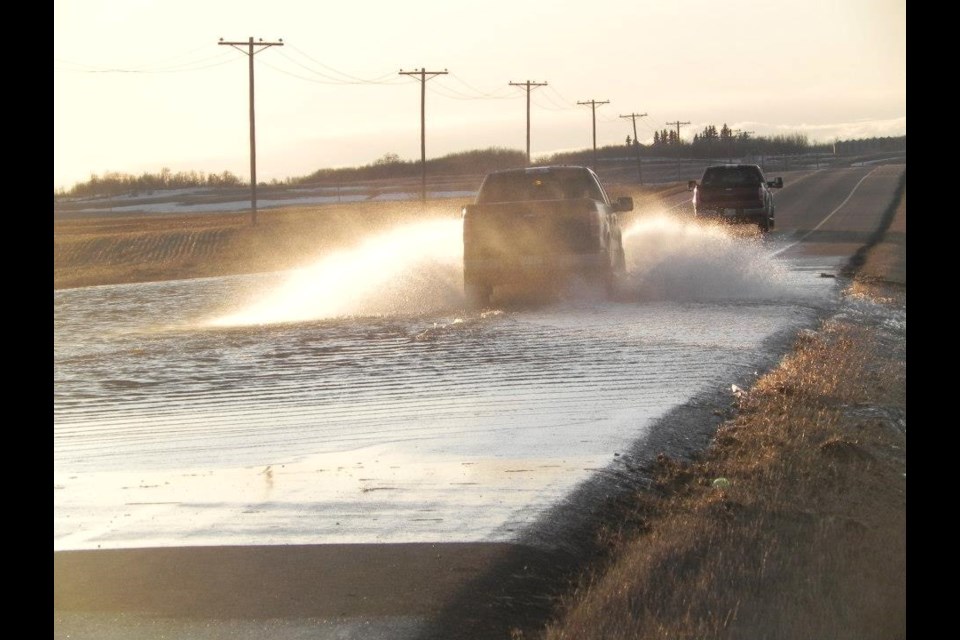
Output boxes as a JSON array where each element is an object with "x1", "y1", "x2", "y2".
[
  {"x1": 55, "y1": 42, "x2": 234, "y2": 73},
  {"x1": 449, "y1": 74, "x2": 516, "y2": 99},
  {"x1": 218, "y1": 37, "x2": 285, "y2": 226},
  {"x1": 531, "y1": 95, "x2": 573, "y2": 112},
  {"x1": 271, "y1": 51, "x2": 380, "y2": 84},
  {"x1": 639, "y1": 116, "x2": 659, "y2": 136},
  {"x1": 286, "y1": 44, "x2": 402, "y2": 84},
  {"x1": 545, "y1": 85, "x2": 576, "y2": 107},
  {"x1": 258, "y1": 58, "x2": 363, "y2": 85},
  {"x1": 399, "y1": 67, "x2": 448, "y2": 203},
  {"x1": 428, "y1": 79, "x2": 516, "y2": 101},
  {"x1": 509, "y1": 80, "x2": 548, "y2": 163}
]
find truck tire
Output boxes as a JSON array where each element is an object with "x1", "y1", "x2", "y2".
[
  {"x1": 614, "y1": 239, "x2": 627, "y2": 273},
  {"x1": 758, "y1": 215, "x2": 771, "y2": 234},
  {"x1": 464, "y1": 279, "x2": 492, "y2": 307},
  {"x1": 604, "y1": 269, "x2": 616, "y2": 298},
  {"x1": 599, "y1": 249, "x2": 616, "y2": 298}
]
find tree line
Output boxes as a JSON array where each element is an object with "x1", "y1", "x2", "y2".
[
  {"x1": 56, "y1": 134, "x2": 905, "y2": 199},
  {"x1": 293, "y1": 147, "x2": 527, "y2": 186},
  {"x1": 58, "y1": 168, "x2": 244, "y2": 199},
  {"x1": 650, "y1": 125, "x2": 905, "y2": 159}
]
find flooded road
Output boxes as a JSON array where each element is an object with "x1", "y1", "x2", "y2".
[
  {"x1": 54, "y1": 215, "x2": 835, "y2": 551},
  {"x1": 54, "y1": 164, "x2": 906, "y2": 639}
]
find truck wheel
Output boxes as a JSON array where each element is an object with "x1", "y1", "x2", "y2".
[
  {"x1": 604, "y1": 269, "x2": 616, "y2": 298},
  {"x1": 614, "y1": 244, "x2": 627, "y2": 273},
  {"x1": 758, "y1": 216, "x2": 771, "y2": 234},
  {"x1": 464, "y1": 280, "x2": 492, "y2": 307},
  {"x1": 599, "y1": 250, "x2": 616, "y2": 298}
]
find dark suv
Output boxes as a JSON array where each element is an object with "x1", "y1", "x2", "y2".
[{"x1": 688, "y1": 164, "x2": 783, "y2": 233}]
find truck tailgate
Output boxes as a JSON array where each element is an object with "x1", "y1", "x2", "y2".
[
  {"x1": 698, "y1": 186, "x2": 762, "y2": 208},
  {"x1": 463, "y1": 199, "x2": 601, "y2": 258}
]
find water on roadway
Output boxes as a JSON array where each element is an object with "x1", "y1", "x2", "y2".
[{"x1": 54, "y1": 213, "x2": 839, "y2": 552}]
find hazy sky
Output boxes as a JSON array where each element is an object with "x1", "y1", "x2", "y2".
[{"x1": 53, "y1": 0, "x2": 906, "y2": 190}]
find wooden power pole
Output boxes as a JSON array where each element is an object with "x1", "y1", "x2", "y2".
[
  {"x1": 666, "y1": 120, "x2": 690, "y2": 182},
  {"x1": 218, "y1": 37, "x2": 284, "y2": 226},
  {"x1": 578, "y1": 99, "x2": 610, "y2": 169},
  {"x1": 399, "y1": 68, "x2": 448, "y2": 203},
  {"x1": 620, "y1": 112, "x2": 648, "y2": 184},
  {"x1": 509, "y1": 80, "x2": 547, "y2": 164}
]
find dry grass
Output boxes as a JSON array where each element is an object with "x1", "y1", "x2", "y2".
[
  {"x1": 539, "y1": 289, "x2": 906, "y2": 638},
  {"x1": 535, "y1": 182, "x2": 907, "y2": 640},
  {"x1": 543, "y1": 313, "x2": 905, "y2": 639}
]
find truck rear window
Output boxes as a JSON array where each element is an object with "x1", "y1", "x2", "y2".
[
  {"x1": 701, "y1": 166, "x2": 764, "y2": 187},
  {"x1": 477, "y1": 169, "x2": 604, "y2": 204}
]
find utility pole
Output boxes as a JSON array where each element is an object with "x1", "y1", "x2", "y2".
[
  {"x1": 577, "y1": 100, "x2": 609, "y2": 169},
  {"x1": 734, "y1": 129, "x2": 754, "y2": 164},
  {"x1": 399, "y1": 67, "x2": 448, "y2": 203},
  {"x1": 509, "y1": 80, "x2": 547, "y2": 164},
  {"x1": 620, "y1": 112, "x2": 647, "y2": 184},
  {"x1": 666, "y1": 120, "x2": 690, "y2": 182},
  {"x1": 666, "y1": 120, "x2": 690, "y2": 142},
  {"x1": 218, "y1": 37, "x2": 284, "y2": 226}
]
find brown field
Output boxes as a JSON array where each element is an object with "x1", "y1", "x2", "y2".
[
  {"x1": 53, "y1": 182, "x2": 686, "y2": 290},
  {"x1": 54, "y1": 201, "x2": 443, "y2": 290},
  {"x1": 53, "y1": 183, "x2": 905, "y2": 639}
]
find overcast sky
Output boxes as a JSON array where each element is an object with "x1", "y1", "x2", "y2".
[{"x1": 53, "y1": 0, "x2": 906, "y2": 190}]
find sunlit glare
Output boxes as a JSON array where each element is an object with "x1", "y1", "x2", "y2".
[
  {"x1": 621, "y1": 212, "x2": 808, "y2": 302},
  {"x1": 207, "y1": 209, "x2": 816, "y2": 327},
  {"x1": 209, "y1": 218, "x2": 465, "y2": 326}
]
